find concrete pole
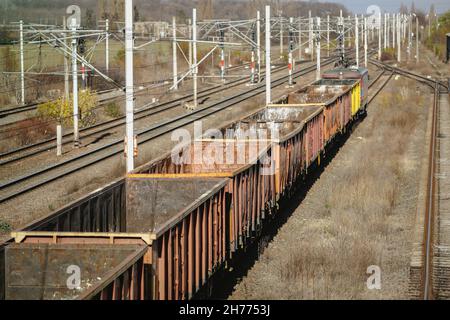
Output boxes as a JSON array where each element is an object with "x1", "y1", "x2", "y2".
[
  {"x1": 19, "y1": 20, "x2": 25, "y2": 105},
  {"x1": 364, "y1": 18, "x2": 368, "y2": 68},
  {"x1": 265, "y1": 5, "x2": 271, "y2": 105},
  {"x1": 71, "y1": 27, "x2": 80, "y2": 147},
  {"x1": 355, "y1": 15, "x2": 359, "y2": 68},
  {"x1": 387, "y1": 13, "x2": 390, "y2": 48},
  {"x1": 57, "y1": 125, "x2": 62, "y2": 157},
  {"x1": 309, "y1": 11, "x2": 313, "y2": 61},
  {"x1": 188, "y1": 19, "x2": 192, "y2": 68},
  {"x1": 341, "y1": 11, "x2": 345, "y2": 51},
  {"x1": 192, "y1": 8, "x2": 198, "y2": 109},
  {"x1": 416, "y1": 16, "x2": 419, "y2": 63},
  {"x1": 327, "y1": 15, "x2": 330, "y2": 57},
  {"x1": 378, "y1": 12, "x2": 382, "y2": 60},
  {"x1": 315, "y1": 17, "x2": 321, "y2": 81},
  {"x1": 392, "y1": 13, "x2": 396, "y2": 48},
  {"x1": 63, "y1": 17, "x2": 70, "y2": 99},
  {"x1": 384, "y1": 13, "x2": 387, "y2": 49},
  {"x1": 220, "y1": 29, "x2": 225, "y2": 82},
  {"x1": 407, "y1": 15, "x2": 411, "y2": 61},
  {"x1": 397, "y1": 14, "x2": 401, "y2": 62},
  {"x1": 298, "y1": 18, "x2": 302, "y2": 61},
  {"x1": 125, "y1": 0, "x2": 135, "y2": 172},
  {"x1": 172, "y1": 17, "x2": 178, "y2": 90},
  {"x1": 105, "y1": 19, "x2": 109, "y2": 73},
  {"x1": 257, "y1": 10, "x2": 261, "y2": 83},
  {"x1": 279, "y1": 13, "x2": 283, "y2": 57},
  {"x1": 288, "y1": 17, "x2": 293, "y2": 86}
]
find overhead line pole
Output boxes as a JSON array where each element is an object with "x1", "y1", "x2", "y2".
[
  {"x1": 193, "y1": 8, "x2": 198, "y2": 109},
  {"x1": 384, "y1": 13, "x2": 387, "y2": 49},
  {"x1": 71, "y1": 26, "x2": 80, "y2": 147},
  {"x1": 63, "y1": 17, "x2": 69, "y2": 99},
  {"x1": 416, "y1": 16, "x2": 419, "y2": 63},
  {"x1": 298, "y1": 17, "x2": 302, "y2": 61},
  {"x1": 355, "y1": 15, "x2": 359, "y2": 68},
  {"x1": 288, "y1": 17, "x2": 293, "y2": 86},
  {"x1": 378, "y1": 12, "x2": 382, "y2": 60},
  {"x1": 397, "y1": 13, "x2": 401, "y2": 62},
  {"x1": 19, "y1": 20, "x2": 25, "y2": 105},
  {"x1": 172, "y1": 16, "x2": 178, "y2": 90},
  {"x1": 265, "y1": 5, "x2": 271, "y2": 105},
  {"x1": 105, "y1": 19, "x2": 109, "y2": 73},
  {"x1": 257, "y1": 10, "x2": 261, "y2": 83},
  {"x1": 125, "y1": 0, "x2": 135, "y2": 172},
  {"x1": 315, "y1": 17, "x2": 321, "y2": 81},
  {"x1": 364, "y1": 17, "x2": 368, "y2": 68},
  {"x1": 327, "y1": 15, "x2": 330, "y2": 57}
]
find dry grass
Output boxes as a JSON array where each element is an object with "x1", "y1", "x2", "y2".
[{"x1": 231, "y1": 78, "x2": 427, "y2": 300}]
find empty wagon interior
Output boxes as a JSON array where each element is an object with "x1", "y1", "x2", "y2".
[
  {"x1": 287, "y1": 84, "x2": 350, "y2": 104},
  {"x1": 125, "y1": 178, "x2": 228, "y2": 233},
  {"x1": 244, "y1": 106, "x2": 320, "y2": 123},
  {"x1": 15, "y1": 178, "x2": 228, "y2": 235},
  {"x1": 4, "y1": 243, "x2": 146, "y2": 300},
  {"x1": 142, "y1": 141, "x2": 271, "y2": 175}
]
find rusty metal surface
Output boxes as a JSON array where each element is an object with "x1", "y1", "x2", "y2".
[
  {"x1": 154, "y1": 186, "x2": 231, "y2": 300},
  {"x1": 126, "y1": 178, "x2": 229, "y2": 235},
  {"x1": 23, "y1": 179, "x2": 126, "y2": 233},
  {"x1": 245, "y1": 106, "x2": 319, "y2": 123},
  {"x1": 5, "y1": 243, "x2": 144, "y2": 300},
  {"x1": 219, "y1": 120, "x2": 299, "y2": 140},
  {"x1": 288, "y1": 85, "x2": 346, "y2": 105}
]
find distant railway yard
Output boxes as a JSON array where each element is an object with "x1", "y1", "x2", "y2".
[{"x1": 1, "y1": 1, "x2": 450, "y2": 302}]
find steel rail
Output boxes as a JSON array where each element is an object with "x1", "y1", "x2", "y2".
[
  {"x1": 0, "y1": 61, "x2": 254, "y2": 118},
  {"x1": 0, "y1": 61, "x2": 297, "y2": 164},
  {"x1": 423, "y1": 82, "x2": 439, "y2": 300}
]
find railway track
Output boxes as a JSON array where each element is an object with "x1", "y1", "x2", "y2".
[
  {"x1": 432, "y1": 86, "x2": 450, "y2": 299},
  {"x1": 0, "y1": 62, "x2": 255, "y2": 119},
  {"x1": 0, "y1": 60, "x2": 305, "y2": 165},
  {"x1": 0, "y1": 55, "x2": 345, "y2": 204},
  {"x1": 370, "y1": 59, "x2": 450, "y2": 300}
]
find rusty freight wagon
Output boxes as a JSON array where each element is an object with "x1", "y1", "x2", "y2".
[
  {"x1": 322, "y1": 66, "x2": 369, "y2": 111},
  {"x1": 1, "y1": 177, "x2": 231, "y2": 300},
  {"x1": 134, "y1": 138, "x2": 277, "y2": 254},
  {"x1": 0, "y1": 67, "x2": 371, "y2": 301}
]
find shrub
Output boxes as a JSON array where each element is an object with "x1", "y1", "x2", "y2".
[
  {"x1": 381, "y1": 48, "x2": 396, "y2": 61},
  {"x1": 105, "y1": 102, "x2": 123, "y2": 118},
  {"x1": 37, "y1": 90, "x2": 98, "y2": 127},
  {"x1": 0, "y1": 221, "x2": 11, "y2": 233}
]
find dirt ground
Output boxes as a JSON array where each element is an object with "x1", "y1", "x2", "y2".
[{"x1": 230, "y1": 76, "x2": 432, "y2": 300}]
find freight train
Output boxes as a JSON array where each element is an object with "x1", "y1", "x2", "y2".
[{"x1": 0, "y1": 67, "x2": 369, "y2": 300}]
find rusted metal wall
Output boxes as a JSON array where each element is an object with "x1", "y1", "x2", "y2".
[
  {"x1": 24, "y1": 180, "x2": 126, "y2": 233},
  {"x1": 84, "y1": 247, "x2": 149, "y2": 300},
  {"x1": 153, "y1": 185, "x2": 230, "y2": 300},
  {"x1": 306, "y1": 112, "x2": 324, "y2": 167},
  {"x1": 4, "y1": 243, "x2": 146, "y2": 300}
]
